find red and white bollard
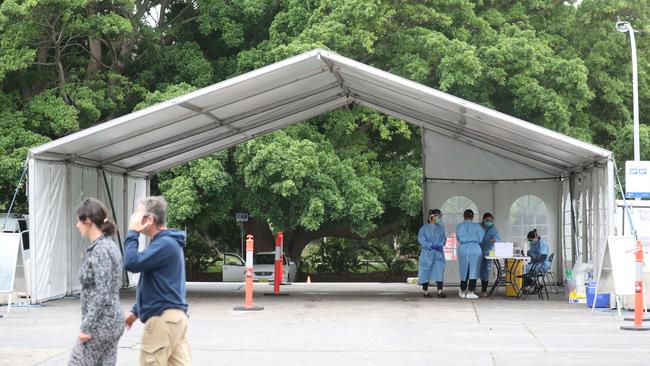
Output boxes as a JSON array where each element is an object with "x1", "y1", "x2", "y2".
[
  {"x1": 274, "y1": 231, "x2": 284, "y2": 295},
  {"x1": 265, "y1": 231, "x2": 290, "y2": 296},
  {"x1": 621, "y1": 240, "x2": 649, "y2": 331},
  {"x1": 234, "y1": 235, "x2": 263, "y2": 311}
]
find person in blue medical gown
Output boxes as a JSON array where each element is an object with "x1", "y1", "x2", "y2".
[
  {"x1": 417, "y1": 209, "x2": 447, "y2": 298},
  {"x1": 522, "y1": 229, "x2": 551, "y2": 293},
  {"x1": 456, "y1": 209, "x2": 484, "y2": 299},
  {"x1": 479, "y1": 212, "x2": 501, "y2": 297}
]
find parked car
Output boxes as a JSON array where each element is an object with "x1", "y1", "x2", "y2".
[{"x1": 222, "y1": 251, "x2": 297, "y2": 283}]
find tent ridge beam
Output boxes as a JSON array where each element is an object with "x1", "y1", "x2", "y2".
[
  {"x1": 126, "y1": 93, "x2": 348, "y2": 172},
  {"x1": 218, "y1": 82, "x2": 341, "y2": 125},
  {"x1": 102, "y1": 84, "x2": 342, "y2": 165},
  {"x1": 179, "y1": 102, "x2": 224, "y2": 124},
  {"x1": 424, "y1": 176, "x2": 561, "y2": 183},
  {"x1": 320, "y1": 57, "x2": 351, "y2": 98}
]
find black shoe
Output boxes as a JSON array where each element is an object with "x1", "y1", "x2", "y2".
[
  {"x1": 423, "y1": 293, "x2": 432, "y2": 298},
  {"x1": 437, "y1": 292, "x2": 447, "y2": 298}
]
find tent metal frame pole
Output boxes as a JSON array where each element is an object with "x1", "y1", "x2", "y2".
[
  {"x1": 65, "y1": 163, "x2": 73, "y2": 294},
  {"x1": 327, "y1": 51, "x2": 609, "y2": 157},
  {"x1": 357, "y1": 99, "x2": 560, "y2": 174},
  {"x1": 100, "y1": 169, "x2": 129, "y2": 287},
  {"x1": 582, "y1": 174, "x2": 590, "y2": 263},
  {"x1": 339, "y1": 69, "x2": 598, "y2": 162},
  {"x1": 147, "y1": 98, "x2": 351, "y2": 173},
  {"x1": 356, "y1": 95, "x2": 571, "y2": 172},
  {"x1": 557, "y1": 178, "x2": 565, "y2": 282},
  {"x1": 2, "y1": 162, "x2": 28, "y2": 229},
  {"x1": 424, "y1": 177, "x2": 561, "y2": 183},
  {"x1": 569, "y1": 173, "x2": 578, "y2": 265},
  {"x1": 127, "y1": 94, "x2": 348, "y2": 172},
  {"x1": 355, "y1": 90, "x2": 576, "y2": 169},
  {"x1": 421, "y1": 127, "x2": 428, "y2": 222},
  {"x1": 76, "y1": 67, "x2": 332, "y2": 157},
  {"x1": 102, "y1": 83, "x2": 341, "y2": 165}
]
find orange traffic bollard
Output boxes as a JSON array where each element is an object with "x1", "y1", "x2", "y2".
[
  {"x1": 274, "y1": 231, "x2": 284, "y2": 295},
  {"x1": 265, "y1": 232, "x2": 290, "y2": 297},
  {"x1": 621, "y1": 240, "x2": 649, "y2": 331},
  {"x1": 234, "y1": 235, "x2": 264, "y2": 311}
]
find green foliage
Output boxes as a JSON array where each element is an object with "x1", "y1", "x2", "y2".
[
  {"x1": 1, "y1": 0, "x2": 649, "y2": 266},
  {"x1": 304, "y1": 238, "x2": 362, "y2": 273}
]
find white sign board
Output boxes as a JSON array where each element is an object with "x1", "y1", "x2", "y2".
[
  {"x1": 235, "y1": 213, "x2": 249, "y2": 222},
  {"x1": 596, "y1": 236, "x2": 636, "y2": 296},
  {"x1": 494, "y1": 242, "x2": 513, "y2": 257},
  {"x1": 0, "y1": 233, "x2": 21, "y2": 293},
  {"x1": 625, "y1": 160, "x2": 650, "y2": 198}
]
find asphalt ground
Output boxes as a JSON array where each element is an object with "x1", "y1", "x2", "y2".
[{"x1": 1, "y1": 282, "x2": 649, "y2": 366}]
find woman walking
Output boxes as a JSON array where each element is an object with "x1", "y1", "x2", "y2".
[{"x1": 69, "y1": 198, "x2": 125, "y2": 365}]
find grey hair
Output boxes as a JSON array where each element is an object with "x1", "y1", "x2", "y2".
[{"x1": 139, "y1": 196, "x2": 167, "y2": 226}]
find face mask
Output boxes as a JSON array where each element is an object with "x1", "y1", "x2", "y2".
[
  {"x1": 528, "y1": 239, "x2": 536, "y2": 246},
  {"x1": 435, "y1": 217, "x2": 442, "y2": 225},
  {"x1": 484, "y1": 221, "x2": 493, "y2": 228}
]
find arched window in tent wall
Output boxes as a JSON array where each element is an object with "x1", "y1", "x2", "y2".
[
  {"x1": 508, "y1": 195, "x2": 549, "y2": 248},
  {"x1": 441, "y1": 196, "x2": 478, "y2": 261}
]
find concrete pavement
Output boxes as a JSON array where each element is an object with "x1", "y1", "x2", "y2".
[{"x1": 1, "y1": 282, "x2": 649, "y2": 365}]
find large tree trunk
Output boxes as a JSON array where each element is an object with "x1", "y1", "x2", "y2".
[
  {"x1": 284, "y1": 216, "x2": 405, "y2": 269},
  {"x1": 243, "y1": 217, "x2": 274, "y2": 252},
  {"x1": 86, "y1": 3, "x2": 102, "y2": 76},
  {"x1": 86, "y1": 38, "x2": 102, "y2": 76}
]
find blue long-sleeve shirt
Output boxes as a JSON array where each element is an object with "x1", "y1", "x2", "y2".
[
  {"x1": 528, "y1": 238, "x2": 550, "y2": 271},
  {"x1": 480, "y1": 225, "x2": 501, "y2": 252},
  {"x1": 418, "y1": 223, "x2": 446, "y2": 251},
  {"x1": 456, "y1": 221, "x2": 484, "y2": 246},
  {"x1": 124, "y1": 229, "x2": 188, "y2": 323}
]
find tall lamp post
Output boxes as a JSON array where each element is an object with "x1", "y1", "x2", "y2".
[{"x1": 616, "y1": 21, "x2": 640, "y2": 162}]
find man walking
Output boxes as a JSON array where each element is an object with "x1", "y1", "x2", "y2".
[{"x1": 123, "y1": 196, "x2": 191, "y2": 365}]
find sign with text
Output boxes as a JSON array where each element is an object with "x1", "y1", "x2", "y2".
[
  {"x1": 625, "y1": 161, "x2": 650, "y2": 198},
  {"x1": 235, "y1": 212, "x2": 249, "y2": 222}
]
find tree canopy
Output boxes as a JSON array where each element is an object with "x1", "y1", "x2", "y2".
[{"x1": 1, "y1": 0, "x2": 648, "y2": 267}]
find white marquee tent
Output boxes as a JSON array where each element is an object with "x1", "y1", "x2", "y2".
[{"x1": 26, "y1": 49, "x2": 614, "y2": 301}]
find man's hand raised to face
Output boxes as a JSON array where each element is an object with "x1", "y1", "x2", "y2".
[{"x1": 129, "y1": 206, "x2": 152, "y2": 233}]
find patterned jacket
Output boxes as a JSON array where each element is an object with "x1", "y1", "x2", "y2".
[{"x1": 79, "y1": 236, "x2": 124, "y2": 339}]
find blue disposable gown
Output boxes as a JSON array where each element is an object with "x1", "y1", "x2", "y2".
[
  {"x1": 479, "y1": 225, "x2": 501, "y2": 281},
  {"x1": 525, "y1": 238, "x2": 550, "y2": 273},
  {"x1": 417, "y1": 223, "x2": 446, "y2": 284},
  {"x1": 456, "y1": 221, "x2": 484, "y2": 280}
]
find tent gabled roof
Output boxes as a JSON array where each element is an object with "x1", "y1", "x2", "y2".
[{"x1": 31, "y1": 49, "x2": 611, "y2": 175}]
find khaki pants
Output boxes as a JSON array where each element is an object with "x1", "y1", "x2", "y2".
[{"x1": 140, "y1": 309, "x2": 191, "y2": 366}]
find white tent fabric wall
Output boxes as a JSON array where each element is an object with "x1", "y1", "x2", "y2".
[
  {"x1": 559, "y1": 162, "x2": 614, "y2": 281},
  {"x1": 423, "y1": 128, "x2": 564, "y2": 284},
  {"x1": 27, "y1": 158, "x2": 147, "y2": 302},
  {"x1": 28, "y1": 159, "x2": 67, "y2": 302}
]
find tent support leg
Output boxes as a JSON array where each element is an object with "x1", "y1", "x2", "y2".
[{"x1": 101, "y1": 169, "x2": 129, "y2": 287}]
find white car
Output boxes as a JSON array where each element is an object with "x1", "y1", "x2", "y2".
[{"x1": 222, "y1": 251, "x2": 298, "y2": 283}]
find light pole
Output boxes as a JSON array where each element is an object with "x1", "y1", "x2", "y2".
[{"x1": 616, "y1": 21, "x2": 640, "y2": 162}]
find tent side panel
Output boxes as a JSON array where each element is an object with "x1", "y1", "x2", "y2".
[
  {"x1": 67, "y1": 165, "x2": 99, "y2": 294},
  {"x1": 125, "y1": 175, "x2": 148, "y2": 287},
  {"x1": 31, "y1": 159, "x2": 68, "y2": 302},
  {"x1": 27, "y1": 158, "x2": 36, "y2": 303},
  {"x1": 422, "y1": 129, "x2": 555, "y2": 180}
]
